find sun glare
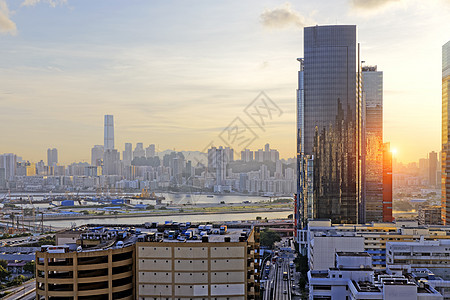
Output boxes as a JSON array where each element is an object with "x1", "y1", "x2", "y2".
[{"x1": 391, "y1": 148, "x2": 397, "y2": 156}]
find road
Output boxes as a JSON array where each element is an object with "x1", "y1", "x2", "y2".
[
  {"x1": 0, "y1": 233, "x2": 53, "y2": 247},
  {"x1": 261, "y1": 239, "x2": 296, "y2": 300},
  {"x1": 2, "y1": 279, "x2": 35, "y2": 300}
]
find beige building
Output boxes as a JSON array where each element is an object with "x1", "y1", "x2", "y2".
[
  {"x1": 36, "y1": 245, "x2": 134, "y2": 300},
  {"x1": 36, "y1": 224, "x2": 260, "y2": 300},
  {"x1": 136, "y1": 228, "x2": 260, "y2": 299}
]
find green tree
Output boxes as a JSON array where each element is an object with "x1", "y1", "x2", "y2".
[
  {"x1": 0, "y1": 259, "x2": 7, "y2": 269},
  {"x1": 260, "y1": 229, "x2": 281, "y2": 249},
  {"x1": 0, "y1": 265, "x2": 10, "y2": 281},
  {"x1": 24, "y1": 261, "x2": 35, "y2": 275},
  {"x1": 8, "y1": 275, "x2": 25, "y2": 286},
  {"x1": 36, "y1": 236, "x2": 55, "y2": 246}
]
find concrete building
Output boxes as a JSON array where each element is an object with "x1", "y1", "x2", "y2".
[
  {"x1": 123, "y1": 143, "x2": 133, "y2": 166},
  {"x1": 419, "y1": 206, "x2": 443, "y2": 225},
  {"x1": 387, "y1": 239, "x2": 450, "y2": 279},
  {"x1": 145, "y1": 144, "x2": 155, "y2": 158},
  {"x1": 308, "y1": 252, "x2": 444, "y2": 300},
  {"x1": 0, "y1": 167, "x2": 5, "y2": 188},
  {"x1": 308, "y1": 235, "x2": 365, "y2": 271},
  {"x1": 301, "y1": 219, "x2": 450, "y2": 270},
  {"x1": 133, "y1": 143, "x2": 145, "y2": 159},
  {"x1": 240, "y1": 149, "x2": 253, "y2": 162},
  {"x1": 442, "y1": 40, "x2": 450, "y2": 224},
  {"x1": 430, "y1": 151, "x2": 438, "y2": 187},
  {"x1": 136, "y1": 227, "x2": 260, "y2": 299},
  {"x1": 36, "y1": 245, "x2": 134, "y2": 300},
  {"x1": 37, "y1": 223, "x2": 260, "y2": 300},
  {"x1": 47, "y1": 148, "x2": 58, "y2": 167},
  {"x1": 91, "y1": 145, "x2": 104, "y2": 166},
  {"x1": 104, "y1": 115, "x2": 114, "y2": 151},
  {"x1": 103, "y1": 149, "x2": 120, "y2": 175},
  {"x1": 0, "y1": 153, "x2": 17, "y2": 181}
]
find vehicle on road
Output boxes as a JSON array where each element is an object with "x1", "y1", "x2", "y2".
[{"x1": 283, "y1": 271, "x2": 288, "y2": 281}]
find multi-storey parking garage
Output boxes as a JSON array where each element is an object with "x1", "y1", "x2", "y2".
[{"x1": 36, "y1": 245, "x2": 134, "y2": 300}]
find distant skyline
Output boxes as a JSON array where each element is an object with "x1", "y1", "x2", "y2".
[{"x1": 0, "y1": 0, "x2": 449, "y2": 164}]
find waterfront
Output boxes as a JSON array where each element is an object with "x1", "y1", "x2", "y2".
[
  {"x1": 6, "y1": 192, "x2": 290, "y2": 208},
  {"x1": 36, "y1": 211, "x2": 291, "y2": 228}
]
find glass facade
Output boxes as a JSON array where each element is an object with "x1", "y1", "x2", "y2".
[
  {"x1": 362, "y1": 67, "x2": 384, "y2": 222},
  {"x1": 442, "y1": 40, "x2": 450, "y2": 224},
  {"x1": 298, "y1": 25, "x2": 362, "y2": 225}
]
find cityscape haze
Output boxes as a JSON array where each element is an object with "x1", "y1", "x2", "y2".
[
  {"x1": 0, "y1": 1, "x2": 449, "y2": 164},
  {"x1": 0, "y1": 1, "x2": 449, "y2": 300}
]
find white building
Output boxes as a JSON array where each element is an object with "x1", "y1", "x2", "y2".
[
  {"x1": 308, "y1": 252, "x2": 444, "y2": 300},
  {"x1": 387, "y1": 239, "x2": 450, "y2": 279}
]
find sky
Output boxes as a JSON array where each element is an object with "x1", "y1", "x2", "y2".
[{"x1": 0, "y1": 0, "x2": 449, "y2": 165}]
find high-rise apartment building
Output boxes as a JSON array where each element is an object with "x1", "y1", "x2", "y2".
[
  {"x1": 123, "y1": 143, "x2": 133, "y2": 166},
  {"x1": 442, "y1": 40, "x2": 450, "y2": 224},
  {"x1": 240, "y1": 149, "x2": 253, "y2": 162},
  {"x1": 104, "y1": 115, "x2": 114, "y2": 151},
  {"x1": 91, "y1": 145, "x2": 104, "y2": 166},
  {"x1": 297, "y1": 25, "x2": 362, "y2": 230},
  {"x1": 215, "y1": 147, "x2": 227, "y2": 186},
  {"x1": 362, "y1": 66, "x2": 384, "y2": 222},
  {"x1": 0, "y1": 168, "x2": 6, "y2": 188},
  {"x1": 47, "y1": 148, "x2": 58, "y2": 167},
  {"x1": 103, "y1": 149, "x2": 120, "y2": 175},
  {"x1": 0, "y1": 153, "x2": 17, "y2": 181},
  {"x1": 133, "y1": 143, "x2": 145, "y2": 158},
  {"x1": 429, "y1": 151, "x2": 438, "y2": 187},
  {"x1": 145, "y1": 144, "x2": 156, "y2": 158}
]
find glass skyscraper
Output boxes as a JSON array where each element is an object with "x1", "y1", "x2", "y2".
[
  {"x1": 362, "y1": 66, "x2": 383, "y2": 222},
  {"x1": 442, "y1": 40, "x2": 450, "y2": 224},
  {"x1": 297, "y1": 25, "x2": 362, "y2": 229}
]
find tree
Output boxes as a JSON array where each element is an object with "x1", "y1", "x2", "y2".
[
  {"x1": 260, "y1": 229, "x2": 281, "y2": 249},
  {"x1": 8, "y1": 275, "x2": 25, "y2": 286},
  {"x1": 0, "y1": 260, "x2": 7, "y2": 269},
  {"x1": 36, "y1": 236, "x2": 55, "y2": 246},
  {"x1": 24, "y1": 261, "x2": 35, "y2": 275},
  {"x1": 0, "y1": 265, "x2": 10, "y2": 281}
]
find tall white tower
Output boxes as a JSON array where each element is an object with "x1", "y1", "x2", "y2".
[{"x1": 104, "y1": 115, "x2": 114, "y2": 151}]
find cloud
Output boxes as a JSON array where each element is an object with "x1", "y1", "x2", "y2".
[
  {"x1": 21, "y1": 0, "x2": 67, "y2": 8},
  {"x1": 0, "y1": 0, "x2": 17, "y2": 35},
  {"x1": 260, "y1": 2, "x2": 308, "y2": 29},
  {"x1": 350, "y1": 0, "x2": 401, "y2": 10}
]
